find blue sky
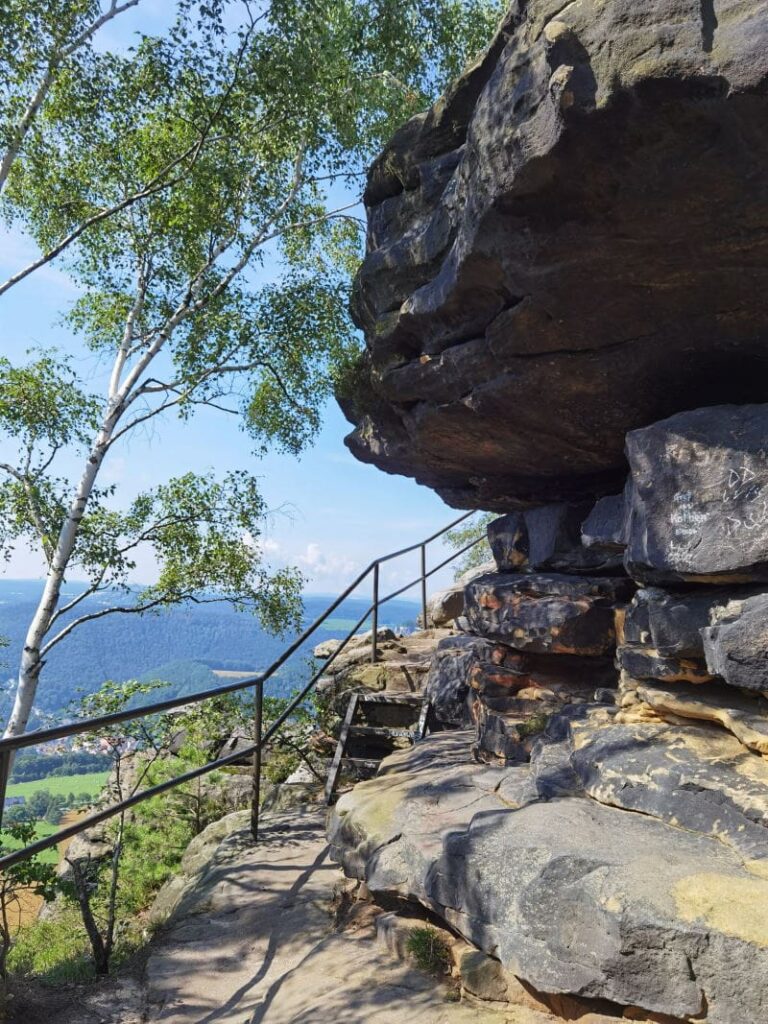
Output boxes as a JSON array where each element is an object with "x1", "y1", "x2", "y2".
[{"x1": 0, "y1": 2, "x2": 472, "y2": 600}]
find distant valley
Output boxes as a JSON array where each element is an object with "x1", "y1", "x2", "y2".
[{"x1": 0, "y1": 580, "x2": 418, "y2": 728}]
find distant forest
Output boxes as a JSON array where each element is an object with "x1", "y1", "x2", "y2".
[{"x1": 0, "y1": 580, "x2": 418, "y2": 726}]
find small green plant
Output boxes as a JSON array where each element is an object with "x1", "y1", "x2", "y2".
[
  {"x1": 406, "y1": 926, "x2": 452, "y2": 975},
  {"x1": 517, "y1": 712, "x2": 551, "y2": 739}
]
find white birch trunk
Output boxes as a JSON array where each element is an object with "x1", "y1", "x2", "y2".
[{"x1": 4, "y1": 411, "x2": 119, "y2": 737}]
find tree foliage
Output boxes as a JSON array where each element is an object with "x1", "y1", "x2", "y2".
[
  {"x1": 445, "y1": 512, "x2": 494, "y2": 577},
  {"x1": 0, "y1": 0, "x2": 504, "y2": 738}
]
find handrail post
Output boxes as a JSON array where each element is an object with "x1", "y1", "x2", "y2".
[
  {"x1": 251, "y1": 678, "x2": 263, "y2": 843},
  {"x1": 371, "y1": 562, "x2": 379, "y2": 664},
  {"x1": 420, "y1": 543, "x2": 428, "y2": 629}
]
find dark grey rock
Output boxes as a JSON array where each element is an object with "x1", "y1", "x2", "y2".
[
  {"x1": 581, "y1": 491, "x2": 628, "y2": 552},
  {"x1": 625, "y1": 405, "x2": 768, "y2": 584},
  {"x1": 489, "y1": 504, "x2": 625, "y2": 575},
  {"x1": 329, "y1": 730, "x2": 768, "y2": 1024},
  {"x1": 424, "y1": 634, "x2": 494, "y2": 725},
  {"x1": 463, "y1": 572, "x2": 632, "y2": 655},
  {"x1": 622, "y1": 587, "x2": 739, "y2": 657},
  {"x1": 487, "y1": 511, "x2": 528, "y2": 572},
  {"x1": 703, "y1": 591, "x2": 768, "y2": 692},
  {"x1": 342, "y1": 3, "x2": 768, "y2": 511},
  {"x1": 617, "y1": 646, "x2": 716, "y2": 685},
  {"x1": 471, "y1": 705, "x2": 533, "y2": 764},
  {"x1": 568, "y1": 711, "x2": 768, "y2": 867}
]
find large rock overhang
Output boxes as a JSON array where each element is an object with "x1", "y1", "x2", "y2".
[{"x1": 340, "y1": 0, "x2": 768, "y2": 512}]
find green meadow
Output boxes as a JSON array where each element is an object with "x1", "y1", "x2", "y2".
[{"x1": 6, "y1": 771, "x2": 110, "y2": 801}]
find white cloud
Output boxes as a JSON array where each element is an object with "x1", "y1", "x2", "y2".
[
  {"x1": 242, "y1": 532, "x2": 281, "y2": 558},
  {"x1": 296, "y1": 542, "x2": 358, "y2": 579}
]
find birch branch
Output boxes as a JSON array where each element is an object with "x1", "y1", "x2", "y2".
[{"x1": 0, "y1": 0, "x2": 141, "y2": 196}]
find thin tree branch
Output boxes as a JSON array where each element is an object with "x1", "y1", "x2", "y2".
[
  {"x1": 0, "y1": 462, "x2": 54, "y2": 563},
  {"x1": 0, "y1": 0, "x2": 141, "y2": 197},
  {"x1": 40, "y1": 596, "x2": 172, "y2": 657}
]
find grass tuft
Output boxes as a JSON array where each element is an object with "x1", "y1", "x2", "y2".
[{"x1": 405, "y1": 925, "x2": 452, "y2": 975}]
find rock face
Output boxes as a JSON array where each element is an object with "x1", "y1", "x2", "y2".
[
  {"x1": 702, "y1": 592, "x2": 768, "y2": 692},
  {"x1": 625, "y1": 406, "x2": 768, "y2": 584},
  {"x1": 463, "y1": 573, "x2": 630, "y2": 656},
  {"x1": 329, "y1": 726, "x2": 768, "y2": 1024},
  {"x1": 342, "y1": 2, "x2": 768, "y2": 511},
  {"x1": 332, "y1": 5, "x2": 768, "y2": 1020}
]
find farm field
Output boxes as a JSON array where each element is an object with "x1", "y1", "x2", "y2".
[
  {"x1": 4, "y1": 820, "x2": 60, "y2": 865},
  {"x1": 6, "y1": 770, "x2": 110, "y2": 801}
]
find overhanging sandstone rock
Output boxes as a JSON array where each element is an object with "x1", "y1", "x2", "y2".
[{"x1": 342, "y1": 1, "x2": 768, "y2": 510}]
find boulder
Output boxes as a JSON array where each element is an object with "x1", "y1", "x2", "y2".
[
  {"x1": 625, "y1": 405, "x2": 768, "y2": 584},
  {"x1": 463, "y1": 573, "x2": 633, "y2": 656},
  {"x1": 328, "y1": 730, "x2": 768, "y2": 1024},
  {"x1": 423, "y1": 559, "x2": 496, "y2": 627},
  {"x1": 623, "y1": 586, "x2": 746, "y2": 658},
  {"x1": 313, "y1": 628, "x2": 397, "y2": 661},
  {"x1": 489, "y1": 504, "x2": 624, "y2": 575},
  {"x1": 342, "y1": 2, "x2": 768, "y2": 511},
  {"x1": 702, "y1": 591, "x2": 768, "y2": 693},
  {"x1": 581, "y1": 492, "x2": 628, "y2": 552}
]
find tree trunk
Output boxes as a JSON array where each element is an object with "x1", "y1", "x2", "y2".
[
  {"x1": 68, "y1": 858, "x2": 110, "y2": 975},
  {"x1": 5, "y1": 412, "x2": 119, "y2": 738}
]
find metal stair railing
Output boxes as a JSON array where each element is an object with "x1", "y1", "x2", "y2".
[{"x1": 0, "y1": 511, "x2": 486, "y2": 870}]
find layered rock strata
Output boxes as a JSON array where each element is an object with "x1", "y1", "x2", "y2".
[
  {"x1": 341, "y1": 1, "x2": 768, "y2": 510},
  {"x1": 330, "y1": 4, "x2": 768, "y2": 1019}
]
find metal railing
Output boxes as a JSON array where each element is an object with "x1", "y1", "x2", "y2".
[{"x1": 0, "y1": 511, "x2": 485, "y2": 870}]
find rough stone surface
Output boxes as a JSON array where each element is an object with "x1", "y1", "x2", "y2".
[
  {"x1": 463, "y1": 573, "x2": 632, "y2": 655},
  {"x1": 625, "y1": 405, "x2": 768, "y2": 584},
  {"x1": 342, "y1": 4, "x2": 768, "y2": 510},
  {"x1": 570, "y1": 711, "x2": 768, "y2": 867},
  {"x1": 328, "y1": 729, "x2": 768, "y2": 1024},
  {"x1": 489, "y1": 505, "x2": 624, "y2": 575},
  {"x1": 632, "y1": 679, "x2": 768, "y2": 756},
  {"x1": 702, "y1": 591, "x2": 768, "y2": 692},
  {"x1": 423, "y1": 560, "x2": 496, "y2": 628}
]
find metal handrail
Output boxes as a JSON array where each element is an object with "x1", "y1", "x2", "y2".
[{"x1": 0, "y1": 511, "x2": 486, "y2": 870}]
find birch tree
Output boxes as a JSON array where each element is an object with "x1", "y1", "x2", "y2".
[{"x1": 0, "y1": 0, "x2": 503, "y2": 738}]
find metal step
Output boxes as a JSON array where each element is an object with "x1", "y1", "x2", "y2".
[
  {"x1": 349, "y1": 725, "x2": 415, "y2": 739},
  {"x1": 341, "y1": 757, "x2": 381, "y2": 769},
  {"x1": 325, "y1": 692, "x2": 434, "y2": 804}
]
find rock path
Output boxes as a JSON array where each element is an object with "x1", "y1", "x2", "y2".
[{"x1": 143, "y1": 809, "x2": 518, "y2": 1024}]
